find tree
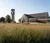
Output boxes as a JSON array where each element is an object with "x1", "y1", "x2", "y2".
[
  {"x1": 0, "y1": 17, "x2": 5, "y2": 22},
  {"x1": 5, "y1": 15, "x2": 12, "y2": 23}
]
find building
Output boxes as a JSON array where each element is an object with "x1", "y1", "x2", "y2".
[
  {"x1": 19, "y1": 12, "x2": 49, "y2": 23},
  {"x1": 11, "y1": 9, "x2": 15, "y2": 22}
]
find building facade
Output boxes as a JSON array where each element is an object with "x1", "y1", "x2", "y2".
[{"x1": 19, "y1": 12, "x2": 49, "y2": 23}]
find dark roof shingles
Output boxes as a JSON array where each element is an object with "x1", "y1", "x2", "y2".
[{"x1": 25, "y1": 12, "x2": 49, "y2": 18}]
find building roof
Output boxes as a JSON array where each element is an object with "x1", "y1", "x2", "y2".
[
  {"x1": 24, "y1": 12, "x2": 49, "y2": 18},
  {"x1": 24, "y1": 14, "x2": 34, "y2": 18}
]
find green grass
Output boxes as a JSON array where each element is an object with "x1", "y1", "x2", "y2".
[{"x1": 0, "y1": 23, "x2": 50, "y2": 43}]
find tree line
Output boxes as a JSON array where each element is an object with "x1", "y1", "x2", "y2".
[{"x1": 0, "y1": 15, "x2": 16, "y2": 23}]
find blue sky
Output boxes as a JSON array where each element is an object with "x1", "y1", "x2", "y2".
[{"x1": 0, "y1": 0, "x2": 50, "y2": 22}]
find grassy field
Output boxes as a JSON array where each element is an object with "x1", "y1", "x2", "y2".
[{"x1": 0, "y1": 23, "x2": 50, "y2": 43}]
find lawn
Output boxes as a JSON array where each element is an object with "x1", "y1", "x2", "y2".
[{"x1": 0, "y1": 23, "x2": 50, "y2": 43}]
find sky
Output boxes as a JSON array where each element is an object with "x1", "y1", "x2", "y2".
[{"x1": 0, "y1": 0, "x2": 50, "y2": 22}]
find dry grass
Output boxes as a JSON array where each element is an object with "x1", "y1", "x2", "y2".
[{"x1": 0, "y1": 23, "x2": 50, "y2": 43}]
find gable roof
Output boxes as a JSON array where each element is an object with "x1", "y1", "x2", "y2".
[
  {"x1": 24, "y1": 12, "x2": 49, "y2": 18},
  {"x1": 24, "y1": 14, "x2": 34, "y2": 18}
]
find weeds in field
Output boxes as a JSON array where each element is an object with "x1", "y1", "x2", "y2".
[{"x1": 0, "y1": 24, "x2": 50, "y2": 43}]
